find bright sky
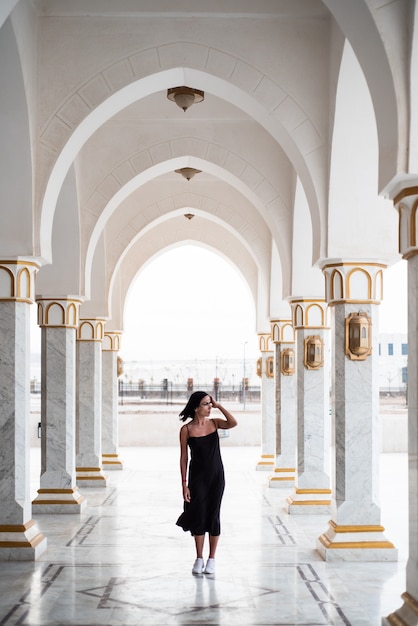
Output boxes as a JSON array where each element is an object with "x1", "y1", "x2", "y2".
[
  {"x1": 120, "y1": 246, "x2": 408, "y2": 363},
  {"x1": 379, "y1": 258, "x2": 407, "y2": 334},
  {"x1": 121, "y1": 246, "x2": 259, "y2": 362}
]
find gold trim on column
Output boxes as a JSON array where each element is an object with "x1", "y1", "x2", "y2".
[
  {"x1": 102, "y1": 454, "x2": 123, "y2": 465},
  {"x1": 37, "y1": 488, "x2": 77, "y2": 494},
  {"x1": 37, "y1": 298, "x2": 82, "y2": 328},
  {"x1": 289, "y1": 299, "x2": 329, "y2": 330},
  {"x1": 401, "y1": 592, "x2": 418, "y2": 614},
  {"x1": 329, "y1": 521, "x2": 385, "y2": 533},
  {"x1": 0, "y1": 260, "x2": 39, "y2": 301},
  {"x1": 385, "y1": 591, "x2": 418, "y2": 625},
  {"x1": 78, "y1": 318, "x2": 106, "y2": 341},
  {"x1": 33, "y1": 500, "x2": 84, "y2": 505},
  {"x1": 103, "y1": 331, "x2": 122, "y2": 351},
  {"x1": 321, "y1": 262, "x2": 385, "y2": 305},
  {"x1": 318, "y1": 535, "x2": 395, "y2": 549},
  {"x1": 270, "y1": 319, "x2": 295, "y2": 343},
  {"x1": 385, "y1": 612, "x2": 409, "y2": 626},
  {"x1": 393, "y1": 186, "x2": 418, "y2": 205},
  {"x1": 288, "y1": 499, "x2": 331, "y2": 506},
  {"x1": 0, "y1": 520, "x2": 35, "y2": 532},
  {"x1": 0, "y1": 535, "x2": 45, "y2": 549},
  {"x1": 295, "y1": 489, "x2": 331, "y2": 494},
  {"x1": 258, "y1": 333, "x2": 272, "y2": 352}
]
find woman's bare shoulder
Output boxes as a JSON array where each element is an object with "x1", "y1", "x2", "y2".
[{"x1": 179, "y1": 422, "x2": 189, "y2": 436}]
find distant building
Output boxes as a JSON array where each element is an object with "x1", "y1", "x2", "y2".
[{"x1": 378, "y1": 333, "x2": 408, "y2": 396}]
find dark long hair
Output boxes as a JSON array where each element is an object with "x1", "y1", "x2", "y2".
[{"x1": 179, "y1": 390, "x2": 208, "y2": 422}]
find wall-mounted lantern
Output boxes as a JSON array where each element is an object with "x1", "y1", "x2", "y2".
[
  {"x1": 256, "y1": 357, "x2": 262, "y2": 378},
  {"x1": 38, "y1": 421, "x2": 42, "y2": 439},
  {"x1": 117, "y1": 356, "x2": 124, "y2": 377},
  {"x1": 266, "y1": 356, "x2": 274, "y2": 378},
  {"x1": 304, "y1": 335, "x2": 324, "y2": 370},
  {"x1": 345, "y1": 311, "x2": 372, "y2": 360},
  {"x1": 281, "y1": 348, "x2": 295, "y2": 376}
]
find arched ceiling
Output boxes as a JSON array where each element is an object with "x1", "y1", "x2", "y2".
[
  {"x1": 76, "y1": 92, "x2": 290, "y2": 299},
  {"x1": 34, "y1": 1, "x2": 335, "y2": 268},
  {"x1": 2, "y1": 0, "x2": 408, "y2": 332}
]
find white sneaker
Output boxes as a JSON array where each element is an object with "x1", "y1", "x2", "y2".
[
  {"x1": 204, "y1": 558, "x2": 215, "y2": 574},
  {"x1": 192, "y1": 558, "x2": 204, "y2": 574}
]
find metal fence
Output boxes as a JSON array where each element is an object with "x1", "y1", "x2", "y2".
[
  {"x1": 118, "y1": 381, "x2": 260, "y2": 404},
  {"x1": 29, "y1": 379, "x2": 261, "y2": 404}
]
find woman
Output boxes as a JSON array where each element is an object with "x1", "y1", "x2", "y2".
[{"x1": 176, "y1": 390, "x2": 237, "y2": 575}]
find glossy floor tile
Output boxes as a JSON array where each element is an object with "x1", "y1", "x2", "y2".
[{"x1": 0, "y1": 446, "x2": 408, "y2": 625}]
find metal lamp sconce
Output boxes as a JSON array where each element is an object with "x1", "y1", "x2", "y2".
[
  {"x1": 281, "y1": 348, "x2": 295, "y2": 376},
  {"x1": 266, "y1": 356, "x2": 274, "y2": 378},
  {"x1": 345, "y1": 311, "x2": 372, "y2": 360},
  {"x1": 256, "y1": 357, "x2": 262, "y2": 378},
  {"x1": 304, "y1": 335, "x2": 324, "y2": 370}
]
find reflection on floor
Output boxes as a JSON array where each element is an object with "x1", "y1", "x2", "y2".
[{"x1": 0, "y1": 447, "x2": 408, "y2": 625}]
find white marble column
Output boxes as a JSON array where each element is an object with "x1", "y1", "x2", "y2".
[
  {"x1": 32, "y1": 298, "x2": 86, "y2": 513},
  {"x1": 269, "y1": 319, "x2": 297, "y2": 488},
  {"x1": 285, "y1": 299, "x2": 332, "y2": 514},
  {"x1": 76, "y1": 318, "x2": 107, "y2": 487},
  {"x1": 255, "y1": 334, "x2": 275, "y2": 471},
  {"x1": 0, "y1": 261, "x2": 47, "y2": 560},
  {"x1": 318, "y1": 262, "x2": 396, "y2": 562},
  {"x1": 102, "y1": 332, "x2": 123, "y2": 470},
  {"x1": 384, "y1": 187, "x2": 418, "y2": 623}
]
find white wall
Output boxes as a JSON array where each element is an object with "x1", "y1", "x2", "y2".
[{"x1": 30, "y1": 405, "x2": 407, "y2": 452}]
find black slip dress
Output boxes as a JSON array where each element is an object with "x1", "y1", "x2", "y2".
[{"x1": 176, "y1": 420, "x2": 225, "y2": 536}]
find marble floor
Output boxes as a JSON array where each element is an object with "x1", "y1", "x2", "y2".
[{"x1": 0, "y1": 446, "x2": 408, "y2": 626}]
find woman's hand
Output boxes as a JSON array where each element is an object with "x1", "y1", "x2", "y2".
[
  {"x1": 210, "y1": 395, "x2": 220, "y2": 409},
  {"x1": 182, "y1": 484, "x2": 191, "y2": 502},
  {"x1": 210, "y1": 396, "x2": 238, "y2": 429}
]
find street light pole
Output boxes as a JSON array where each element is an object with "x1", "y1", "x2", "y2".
[
  {"x1": 243, "y1": 341, "x2": 248, "y2": 410},
  {"x1": 215, "y1": 355, "x2": 219, "y2": 400}
]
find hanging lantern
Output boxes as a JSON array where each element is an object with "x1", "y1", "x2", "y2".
[
  {"x1": 304, "y1": 335, "x2": 324, "y2": 370},
  {"x1": 345, "y1": 311, "x2": 372, "y2": 360},
  {"x1": 281, "y1": 348, "x2": 295, "y2": 376}
]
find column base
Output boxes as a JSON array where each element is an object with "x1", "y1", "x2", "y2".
[
  {"x1": 383, "y1": 592, "x2": 418, "y2": 625},
  {"x1": 32, "y1": 488, "x2": 87, "y2": 514},
  {"x1": 256, "y1": 454, "x2": 275, "y2": 471},
  {"x1": 269, "y1": 467, "x2": 296, "y2": 488},
  {"x1": 0, "y1": 520, "x2": 47, "y2": 561},
  {"x1": 102, "y1": 453, "x2": 124, "y2": 470},
  {"x1": 285, "y1": 488, "x2": 332, "y2": 515},
  {"x1": 317, "y1": 520, "x2": 398, "y2": 562},
  {"x1": 76, "y1": 467, "x2": 107, "y2": 487}
]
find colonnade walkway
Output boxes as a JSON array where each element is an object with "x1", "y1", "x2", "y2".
[{"x1": 0, "y1": 446, "x2": 408, "y2": 626}]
